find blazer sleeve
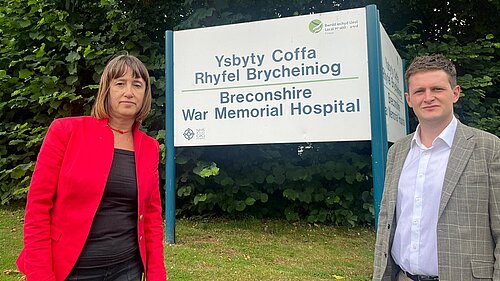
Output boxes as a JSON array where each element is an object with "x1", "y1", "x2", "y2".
[
  {"x1": 488, "y1": 137, "x2": 500, "y2": 279},
  {"x1": 18, "y1": 119, "x2": 70, "y2": 281},
  {"x1": 144, "y1": 141, "x2": 167, "y2": 280}
]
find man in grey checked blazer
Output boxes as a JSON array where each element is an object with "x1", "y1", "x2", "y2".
[{"x1": 373, "y1": 54, "x2": 500, "y2": 281}]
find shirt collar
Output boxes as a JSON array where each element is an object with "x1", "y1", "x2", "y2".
[{"x1": 411, "y1": 116, "x2": 458, "y2": 149}]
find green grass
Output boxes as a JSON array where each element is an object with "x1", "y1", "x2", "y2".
[
  {"x1": 0, "y1": 205, "x2": 375, "y2": 281},
  {"x1": 0, "y1": 203, "x2": 25, "y2": 281}
]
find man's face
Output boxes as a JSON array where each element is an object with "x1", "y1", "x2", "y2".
[{"x1": 406, "y1": 70, "x2": 460, "y2": 127}]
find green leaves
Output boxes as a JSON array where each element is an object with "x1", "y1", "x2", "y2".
[
  {"x1": 177, "y1": 185, "x2": 193, "y2": 197},
  {"x1": 244, "y1": 197, "x2": 256, "y2": 206},
  {"x1": 193, "y1": 162, "x2": 220, "y2": 178},
  {"x1": 175, "y1": 142, "x2": 374, "y2": 226},
  {"x1": 83, "y1": 45, "x2": 93, "y2": 58},
  {"x1": 65, "y1": 51, "x2": 81, "y2": 63},
  {"x1": 9, "y1": 163, "x2": 33, "y2": 179},
  {"x1": 35, "y1": 43, "x2": 46, "y2": 58},
  {"x1": 65, "y1": 76, "x2": 78, "y2": 85},
  {"x1": 194, "y1": 194, "x2": 208, "y2": 205},
  {"x1": 18, "y1": 69, "x2": 32, "y2": 79},
  {"x1": 0, "y1": 0, "x2": 164, "y2": 205}
]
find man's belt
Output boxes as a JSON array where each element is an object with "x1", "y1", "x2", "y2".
[{"x1": 404, "y1": 271, "x2": 439, "y2": 281}]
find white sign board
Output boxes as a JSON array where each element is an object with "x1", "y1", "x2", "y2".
[
  {"x1": 174, "y1": 8, "x2": 370, "y2": 146},
  {"x1": 380, "y1": 24, "x2": 406, "y2": 142}
]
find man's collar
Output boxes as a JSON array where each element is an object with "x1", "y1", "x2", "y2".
[{"x1": 411, "y1": 116, "x2": 458, "y2": 149}]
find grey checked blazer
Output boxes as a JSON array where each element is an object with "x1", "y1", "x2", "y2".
[{"x1": 373, "y1": 121, "x2": 500, "y2": 281}]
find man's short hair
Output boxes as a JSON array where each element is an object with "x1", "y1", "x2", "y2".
[{"x1": 405, "y1": 54, "x2": 457, "y2": 87}]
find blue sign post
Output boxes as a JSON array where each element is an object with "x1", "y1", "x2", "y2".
[
  {"x1": 365, "y1": 5, "x2": 388, "y2": 229},
  {"x1": 165, "y1": 30, "x2": 176, "y2": 243}
]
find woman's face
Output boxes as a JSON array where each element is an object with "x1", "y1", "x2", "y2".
[{"x1": 108, "y1": 67, "x2": 146, "y2": 122}]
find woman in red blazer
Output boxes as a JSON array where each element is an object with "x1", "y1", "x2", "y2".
[{"x1": 16, "y1": 54, "x2": 166, "y2": 281}]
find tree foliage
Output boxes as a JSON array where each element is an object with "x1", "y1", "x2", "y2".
[
  {"x1": 176, "y1": 0, "x2": 367, "y2": 30},
  {"x1": 0, "y1": 0, "x2": 165, "y2": 203},
  {"x1": 377, "y1": 0, "x2": 500, "y2": 135}
]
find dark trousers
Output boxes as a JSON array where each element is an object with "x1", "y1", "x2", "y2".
[{"x1": 65, "y1": 257, "x2": 143, "y2": 281}]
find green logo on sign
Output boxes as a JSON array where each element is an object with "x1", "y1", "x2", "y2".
[{"x1": 309, "y1": 19, "x2": 323, "y2": 33}]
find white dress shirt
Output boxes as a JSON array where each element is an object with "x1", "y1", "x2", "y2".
[{"x1": 391, "y1": 117, "x2": 458, "y2": 276}]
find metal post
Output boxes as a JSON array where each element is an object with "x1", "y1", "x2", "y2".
[
  {"x1": 165, "y1": 30, "x2": 176, "y2": 244},
  {"x1": 365, "y1": 5, "x2": 388, "y2": 229}
]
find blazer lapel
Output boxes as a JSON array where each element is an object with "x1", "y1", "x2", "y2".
[{"x1": 438, "y1": 122, "x2": 475, "y2": 217}]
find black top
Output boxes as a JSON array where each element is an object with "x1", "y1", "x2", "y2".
[{"x1": 73, "y1": 149, "x2": 139, "y2": 269}]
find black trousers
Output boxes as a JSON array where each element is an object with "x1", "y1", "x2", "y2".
[{"x1": 65, "y1": 257, "x2": 143, "y2": 281}]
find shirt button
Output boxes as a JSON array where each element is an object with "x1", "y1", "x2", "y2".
[
  {"x1": 139, "y1": 214, "x2": 144, "y2": 220},
  {"x1": 140, "y1": 236, "x2": 143, "y2": 241},
  {"x1": 415, "y1": 197, "x2": 421, "y2": 206}
]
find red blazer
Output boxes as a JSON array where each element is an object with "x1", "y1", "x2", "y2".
[{"x1": 16, "y1": 116, "x2": 166, "y2": 281}]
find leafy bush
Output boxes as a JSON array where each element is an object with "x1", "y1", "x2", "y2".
[
  {"x1": 175, "y1": 142, "x2": 374, "y2": 226},
  {"x1": 0, "y1": 0, "x2": 164, "y2": 203}
]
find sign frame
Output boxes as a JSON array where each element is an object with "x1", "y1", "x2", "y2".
[{"x1": 165, "y1": 4, "x2": 406, "y2": 243}]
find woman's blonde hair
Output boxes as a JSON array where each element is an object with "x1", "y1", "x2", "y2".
[{"x1": 91, "y1": 54, "x2": 152, "y2": 121}]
